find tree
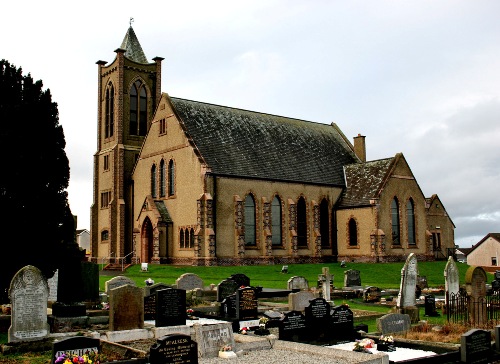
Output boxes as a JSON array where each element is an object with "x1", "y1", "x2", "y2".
[{"x1": 0, "y1": 60, "x2": 72, "y2": 302}]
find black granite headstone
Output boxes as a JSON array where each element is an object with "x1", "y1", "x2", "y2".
[
  {"x1": 221, "y1": 294, "x2": 237, "y2": 319},
  {"x1": 363, "y1": 286, "x2": 381, "y2": 303},
  {"x1": 144, "y1": 294, "x2": 156, "y2": 321},
  {"x1": 52, "y1": 337, "x2": 100, "y2": 364},
  {"x1": 229, "y1": 274, "x2": 250, "y2": 288},
  {"x1": 304, "y1": 298, "x2": 332, "y2": 340},
  {"x1": 236, "y1": 287, "x2": 258, "y2": 320},
  {"x1": 279, "y1": 311, "x2": 306, "y2": 342},
  {"x1": 461, "y1": 329, "x2": 491, "y2": 364},
  {"x1": 217, "y1": 279, "x2": 239, "y2": 302},
  {"x1": 331, "y1": 305, "x2": 354, "y2": 341},
  {"x1": 81, "y1": 262, "x2": 99, "y2": 302},
  {"x1": 424, "y1": 294, "x2": 439, "y2": 317},
  {"x1": 149, "y1": 334, "x2": 198, "y2": 364},
  {"x1": 156, "y1": 288, "x2": 186, "y2": 327}
]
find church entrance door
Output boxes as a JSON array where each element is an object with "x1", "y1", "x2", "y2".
[{"x1": 141, "y1": 218, "x2": 154, "y2": 263}]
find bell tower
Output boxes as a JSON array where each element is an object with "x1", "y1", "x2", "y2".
[{"x1": 91, "y1": 25, "x2": 163, "y2": 262}]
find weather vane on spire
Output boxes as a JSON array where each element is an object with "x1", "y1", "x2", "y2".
[{"x1": 130, "y1": 17, "x2": 134, "y2": 27}]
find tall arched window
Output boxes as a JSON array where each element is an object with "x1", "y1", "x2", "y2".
[
  {"x1": 407, "y1": 198, "x2": 416, "y2": 245},
  {"x1": 297, "y1": 197, "x2": 307, "y2": 247},
  {"x1": 348, "y1": 218, "x2": 358, "y2": 246},
  {"x1": 391, "y1": 197, "x2": 401, "y2": 244},
  {"x1": 168, "y1": 159, "x2": 175, "y2": 196},
  {"x1": 179, "y1": 228, "x2": 185, "y2": 248},
  {"x1": 159, "y1": 159, "x2": 166, "y2": 197},
  {"x1": 129, "y1": 80, "x2": 147, "y2": 136},
  {"x1": 190, "y1": 228, "x2": 195, "y2": 248},
  {"x1": 271, "y1": 196, "x2": 282, "y2": 246},
  {"x1": 105, "y1": 83, "x2": 114, "y2": 138},
  {"x1": 151, "y1": 164, "x2": 157, "y2": 198},
  {"x1": 320, "y1": 199, "x2": 330, "y2": 247},
  {"x1": 244, "y1": 194, "x2": 256, "y2": 246},
  {"x1": 184, "y1": 229, "x2": 189, "y2": 249}
]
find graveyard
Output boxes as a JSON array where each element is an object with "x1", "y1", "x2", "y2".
[{"x1": 3, "y1": 258, "x2": 500, "y2": 363}]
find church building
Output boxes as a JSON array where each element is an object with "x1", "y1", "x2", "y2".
[{"x1": 90, "y1": 26, "x2": 455, "y2": 265}]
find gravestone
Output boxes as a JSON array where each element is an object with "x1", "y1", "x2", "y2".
[
  {"x1": 397, "y1": 253, "x2": 418, "y2": 308},
  {"x1": 81, "y1": 262, "x2": 99, "y2": 302},
  {"x1": 289, "y1": 291, "x2": 315, "y2": 312},
  {"x1": 465, "y1": 266, "x2": 488, "y2": 326},
  {"x1": 144, "y1": 282, "x2": 171, "y2": 297},
  {"x1": 8, "y1": 265, "x2": 50, "y2": 343},
  {"x1": 52, "y1": 337, "x2": 100, "y2": 364},
  {"x1": 417, "y1": 275, "x2": 428, "y2": 289},
  {"x1": 149, "y1": 334, "x2": 198, "y2": 364},
  {"x1": 109, "y1": 284, "x2": 144, "y2": 331},
  {"x1": 193, "y1": 322, "x2": 235, "y2": 358},
  {"x1": 236, "y1": 286, "x2": 258, "y2": 320},
  {"x1": 376, "y1": 313, "x2": 411, "y2": 335},
  {"x1": 156, "y1": 288, "x2": 186, "y2": 327},
  {"x1": 221, "y1": 294, "x2": 237, "y2": 319},
  {"x1": 363, "y1": 286, "x2": 381, "y2": 303},
  {"x1": 287, "y1": 276, "x2": 309, "y2": 291},
  {"x1": 217, "y1": 279, "x2": 239, "y2": 302},
  {"x1": 343, "y1": 269, "x2": 361, "y2": 287},
  {"x1": 229, "y1": 273, "x2": 250, "y2": 288},
  {"x1": 279, "y1": 311, "x2": 307, "y2": 341},
  {"x1": 424, "y1": 294, "x2": 439, "y2": 317},
  {"x1": 318, "y1": 267, "x2": 333, "y2": 301},
  {"x1": 445, "y1": 256, "x2": 460, "y2": 301},
  {"x1": 461, "y1": 329, "x2": 491, "y2": 364},
  {"x1": 331, "y1": 305, "x2": 354, "y2": 341},
  {"x1": 305, "y1": 298, "x2": 332, "y2": 340},
  {"x1": 176, "y1": 273, "x2": 204, "y2": 291},
  {"x1": 105, "y1": 276, "x2": 136, "y2": 294},
  {"x1": 144, "y1": 294, "x2": 156, "y2": 321},
  {"x1": 47, "y1": 269, "x2": 59, "y2": 302}
]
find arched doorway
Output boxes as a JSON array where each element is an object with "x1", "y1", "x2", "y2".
[{"x1": 141, "y1": 218, "x2": 154, "y2": 263}]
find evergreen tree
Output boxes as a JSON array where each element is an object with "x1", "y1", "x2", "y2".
[{"x1": 0, "y1": 59, "x2": 71, "y2": 302}]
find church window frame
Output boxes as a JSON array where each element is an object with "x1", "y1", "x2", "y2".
[
  {"x1": 168, "y1": 159, "x2": 175, "y2": 197},
  {"x1": 159, "y1": 159, "x2": 166, "y2": 197},
  {"x1": 105, "y1": 82, "x2": 114, "y2": 139},
  {"x1": 101, "y1": 230, "x2": 109, "y2": 242},
  {"x1": 297, "y1": 196, "x2": 308, "y2": 248},
  {"x1": 151, "y1": 164, "x2": 157, "y2": 198},
  {"x1": 348, "y1": 217, "x2": 358, "y2": 247},
  {"x1": 129, "y1": 80, "x2": 148, "y2": 136},
  {"x1": 159, "y1": 118, "x2": 166, "y2": 135},
  {"x1": 407, "y1": 198, "x2": 416, "y2": 246},
  {"x1": 103, "y1": 154, "x2": 109, "y2": 171},
  {"x1": 271, "y1": 195, "x2": 282, "y2": 247},
  {"x1": 391, "y1": 197, "x2": 401, "y2": 245},
  {"x1": 100, "y1": 191, "x2": 111, "y2": 209},
  {"x1": 244, "y1": 194, "x2": 257, "y2": 246}
]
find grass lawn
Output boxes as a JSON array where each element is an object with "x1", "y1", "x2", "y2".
[{"x1": 100, "y1": 261, "x2": 471, "y2": 291}]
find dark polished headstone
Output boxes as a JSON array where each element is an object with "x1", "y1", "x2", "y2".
[
  {"x1": 461, "y1": 329, "x2": 491, "y2": 364},
  {"x1": 229, "y1": 274, "x2": 250, "y2": 288},
  {"x1": 236, "y1": 287, "x2": 258, "y2": 320},
  {"x1": 424, "y1": 294, "x2": 439, "y2": 317},
  {"x1": 156, "y1": 288, "x2": 186, "y2": 327},
  {"x1": 149, "y1": 334, "x2": 198, "y2": 364},
  {"x1": 144, "y1": 294, "x2": 156, "y2": 321},
  {"x1": 331, "y1": 305, "x2": 354, "y2": 341},
  {"x1": 217, "y1": 279, "x2": 239, "y2": 302},
  {"x1": 221, "y1": 294, "x2": 236, "y2": 319},
  {"x1": 279, "y1": 311, "x2": 306, "y2": 342},
  {"x1": 81, "y1": 262, "x2": 99, "y2": 302},
  {"x1": 304, "y1": 298, "x2": 332, "y2": 341},
  {"x1": 52, "y1": 337, "x2": 100, "y2": 364}
]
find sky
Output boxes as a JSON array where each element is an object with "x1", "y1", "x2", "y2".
[{"x1": 1, "y1": 1, "x2": 499, "y2": 248}]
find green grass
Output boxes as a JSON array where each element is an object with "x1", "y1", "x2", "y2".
[
  {"x1": 0, "y1": 351, "x2": 52, "y2": 364},
  {"x1": 100, "y1": 261, "x2": 471, "y2": 292}
]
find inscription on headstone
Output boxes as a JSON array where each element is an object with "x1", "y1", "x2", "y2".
[
  {"x1": 445, "y1": 256, "x2": 460, "y2": 301},
  {"x1": 149, "y1": 334, "x2": 198, "y2": 364},
  {"x1": 105, "y1": 276, "x2": 136, "y2": 294},
  {"x1": 377, "y1": 313, "x2": 411, "y2": 335},
  {"x1": 193, "y1": 322, "x2": 235, "y2": 358},
  {"x1": 331, "y1": 305, "x2": 354, "y2": 341},
  {"x1": 236, "y1": 287, "x2": 258, "y2": 320},
  {"x1": 144, "y1": 294, "x2": 156, "y2": 321},
  {"x1": 461, "y1": 329, "x2": 491, "y2": 364},
  {"x1": 156, "y1": 288, "x2": 186, "y2": 327},
  {"x1": 397, "y1": 253, "x2": 418, "y2": 308},
  {"x1": 305, "y1": 297, "x2": 332, "y2": 340},
  {"x1": 279, "y1": 311, "x2": 306, "y2": 341},
  {"x1": 8, "y1": 265, "x2": 50, "y2": 343},
  {"x1": 217, "y1": 279, "x2": 239, "y2": 302}
]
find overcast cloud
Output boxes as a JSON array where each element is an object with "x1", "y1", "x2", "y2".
[{"x1": 1, "y1": 1, "x2": 499, "y2": 247}]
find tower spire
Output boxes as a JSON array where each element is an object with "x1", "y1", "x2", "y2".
[{"x1": 119, "y1": 22, "x2": 148, "y2": 64}]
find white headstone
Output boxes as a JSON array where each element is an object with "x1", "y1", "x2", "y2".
[
  {"x1": 176, "y1": 273, "x2": 204, "y2": 291},
  {"x1": 397, "y1": 253, "x2": 418, "y2": 308},
  {"x1": 287, "y1": 276, "x2": 309, "y2": 291},
  {"x1": 318, "y1": 267, "x2": 333, "y2": 301},
  {"x1": 444, "y1": 256, "x2": 460, "y2": 298},
  {"x1": 105, "y1": 276, "x2": 136, "y2": 294},
  {"x1": 8, "y1": 265, "x2": 50, "y2": 342},
  {"x1": 289, "y1": 291, "x2": 315, "y2": 312},
  {"x1": 47, "y1": 269, "x2": 59, "y2": 302}
]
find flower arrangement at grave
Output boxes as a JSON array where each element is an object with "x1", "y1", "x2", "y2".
[
  {"x1": 219, "y1": 345, "x2": 232, "y2": 352},
  {"x1": 239, "y1": 326, "x2": 249, "y2": 335},
  {"x1": 254, "y1": 317, "x2": 270, "y2": 336},
  {"x1": 186, "y1": 308, "x2": 198, "y2": 320},
  {"x1": 55, "y1": 352, "x2": 105, "y2": 364},
  {"x1": 377, "y1": 335, "x2": 395, "y2": 352},
  {"x1": 353, "y1": 338, "x2": 375, "y2": 353}
]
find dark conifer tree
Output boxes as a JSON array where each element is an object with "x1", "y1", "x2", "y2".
[{"x1": 0, "y1": 59, "x2": 71, "y2": 302}]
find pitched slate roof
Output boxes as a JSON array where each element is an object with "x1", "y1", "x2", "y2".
[
  {"x1": 120, "y1": 26, "x2": 148, "y2": 64},
  {"x1": 154, "y1": 201, "x2": 173, "y2": 223},
  {"x1": 169, "y1": 97, "x2": 359, "y2": 186},
  {"x1": 338, "y1": 156, "x2": 395, "y2": 208}
]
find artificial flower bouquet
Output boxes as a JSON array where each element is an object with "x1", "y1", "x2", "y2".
[
  {"x1": 55, "y1": 352, "x2": 105, "y2": 364},
  {"x1": 353, "y1": 338, "x2": 375, "y2": 353},
  {"x1": 377, "y1": 335, "x2": 396, "y2": 352}
]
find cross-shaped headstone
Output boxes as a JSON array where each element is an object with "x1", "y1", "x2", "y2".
[{"x1": 318, "y1": 267, "x2": 333, "y2": 302}]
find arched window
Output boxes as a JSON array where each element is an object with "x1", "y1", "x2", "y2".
[
  {"x1": 407, "y1": 198, "x2": 416, "y2": 245},
  {"x1": 320, "y1": 199, "x2": 330, "y2": 247},
  {"x1": 129, "y1": 80, "x2": 148, "y2": 136},
  {"x1": 271, "y1": 196, "x2": 282, "y2": 246},
  {"x1": 348, "y1": 218, "x2": 358, "y2": 246},
  {"x1": 168, "y1": 159, "x2": 175, "y2": 196},
  {"x1": 101, "y1": 230, "x2": 109, "y2": 241},
  {"x1": 184, "y1": 229, "x2": 189, "y2": 249},
  {"x1": 244, "y1": 194, "x2": 256, "y2": 246},
  {"x1": 180, "y1": 228, "x2": 185, "y2": 248},
  {"x1": 391, "y1": 197, "x2": 401, "y2": 244},
  {"x1": 297, "y1": 197, "x2": 307, "y2": 247},
  {"x1": 190, "y1": 228, "x2": 195, "y2": 248},
  {"x1": 151, "y1": 164, "x2": 157, "y2": 198},
  {"x1": 105, "y1": 83, "x2": 114, "y2": 138},
  {"x1": 159, "y1": 159, "x2": 166, "y2": 197}
]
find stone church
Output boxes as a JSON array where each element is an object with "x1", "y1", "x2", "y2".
[{"x1": 90, "y1": 26, "x2": 455, "y2": 265}]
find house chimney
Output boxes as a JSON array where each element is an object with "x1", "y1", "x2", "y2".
[{"x1": 353, "y1": 134, "x2": 366, "y2": 162}]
